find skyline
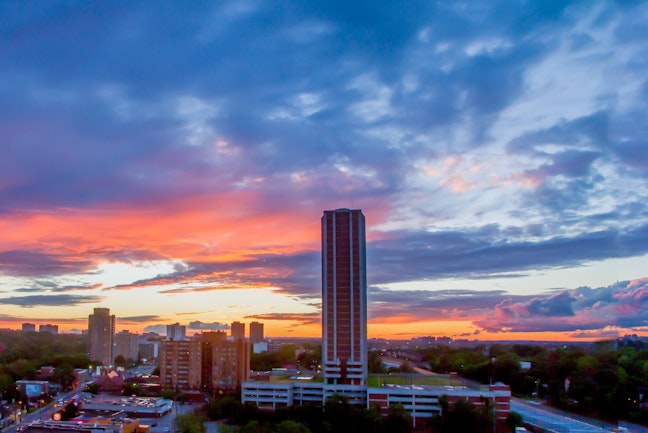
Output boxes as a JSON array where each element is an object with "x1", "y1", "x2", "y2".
[{"x1": 1, "y1": 1, "x2": 648, "y2": 341}]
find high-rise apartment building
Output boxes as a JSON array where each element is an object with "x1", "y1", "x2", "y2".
[
  {"x1": 88, "y1": 308, "x2": 116, "y2": 366},
  {"x1": 230, "y1": 321, "x2": 245, "y2": 341},
  {"x1": 159, "y1": 340, "x2": 202, "y2": 391},
  {"x1": 249, "y1": 321, "x2": 264, "y2": 343},
  {"x1": 200, "y1": 332, "x2": 250, "y2": 392},
  {"x1": 114, "y1": 330, "x2": 140, "y2": 361},
  {"x1": 321, "y1": 208, "x2": 367, "y2": 385},
  {"x1": 166, "y1": 323, "x2": 186, "y2": 341}
]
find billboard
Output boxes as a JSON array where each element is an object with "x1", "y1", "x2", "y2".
[{"x1": 25, "y1": 383, "x2": 43, "y2": 397}]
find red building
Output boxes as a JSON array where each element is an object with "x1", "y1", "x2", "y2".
[{"x1": 322, "y1": 209, "x2": 367, "y2": 385}]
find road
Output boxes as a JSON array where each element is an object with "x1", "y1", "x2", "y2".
[{"x1": 511, "y1": 398, "x2": 615, "y2": 433}]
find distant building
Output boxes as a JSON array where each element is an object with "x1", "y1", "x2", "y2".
[
  {"x1": 22, "y1": 323, "x2": 36, "y2": 332},
  {"x1": 37, "y1": 366, "x2": 55, "y2": 381},
  {"x1": 166, "y1": 323, "x2": 186, "y2": 341},
  {"x1": 114, "y1": 330, "x2": 139, "y2": 361},
  {"x1": 267, "y1": 340, "x2": 283, "y2": 353},
  {"x1": 88, "y1": 308, "x2": 115, "y2": 366},
  {"x1": 249, "y1": 321, "x2": 264, "y2": 343},
  {"x1": 39, "y1": 324, "x2": 58, "y2": 334},
  {"x1": 253, "y1": 341, "x2": 269, "y2": 354},
  {"x1": 20, "y1": 418, "x2": 147, "y2": 433},
  {"x1": 230, "y1": 321, "x2": 245, "y2": 341},
  {"x1": 138, "y1": 333, "x2": 160, "y2": 364},
  {"x1": 16, "y1": 380, "x2": 50, "y2": 407},
  {"x1": 159, "y1": 340, "x2": 202, "y2": 391}
]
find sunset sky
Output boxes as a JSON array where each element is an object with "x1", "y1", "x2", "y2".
[{"x1": 1, "y1": 1, "x2": 647, "y2": 341}]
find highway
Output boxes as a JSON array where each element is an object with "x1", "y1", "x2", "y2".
[{"x1": 511, "y1": 398, "x2": 615, "y2": 433}]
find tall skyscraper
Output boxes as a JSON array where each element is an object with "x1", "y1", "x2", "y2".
[
  {"x1": 230, "y1": 321, "x2": 245, "y2": 341},
  {"x1": 249, "y1": 321, "x2": 264, "y2": 343},
  {"x1": 88, "y1": 307, "x2": 116, "y2": 366},
  {"x1": 321, "y1": 208, "x2": 367, "y2": 385}
]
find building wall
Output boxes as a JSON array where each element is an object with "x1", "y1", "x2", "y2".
[
  {"x1": 242, "y1": 381, "x2": 511, "y2": 426},
  {"x1": 202, "y1": 336, "x2": 250, "y2": 392},
  {"x1": 322, "y1": 209, "x2": 367, "y2": 385},
  {"x1": 88, "y1": 308, "x2": 115, "y2": 366},
  {"x1": 159, "y1": 340, "x2": 202, "y2": 391},
  {"x1": 114, "y1": 331, "x2": 140, "y2": 361}
]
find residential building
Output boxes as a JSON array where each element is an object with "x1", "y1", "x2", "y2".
[
  {"x1": 166, "y1": 323, "x2": 186, "y2": 341},
  {"x1": 114, "y1": 330, "x2": 139, "y2": 361},
  {"x1": 249, "y1": 321, "x2": 264, "y2": 343},
  {"x1": 322, "y1": 208, "x2": 367, "y2": 385},
  {"x1": 230, "y1": 321, "x2": 245, "y2": 341},
  {"x1": 159, "y1": 340, "x2": 202, "y2": 391},
  {"x1": 88, "y1": 308, "x2": 115, "y2": 366},
  {"x1": 200, "y1": 332, "x2": 250, "y2": 392}
]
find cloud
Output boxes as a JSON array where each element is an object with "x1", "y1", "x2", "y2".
[
  {"x1": 244, "y1": 312, "x2": 320, "y2": 326},
  {"x1": 187, "y1": 321, "x2": 229, "y2": 331},
  {"x1": 0, "y1": 250, "x2": 95, "y2": 277},
  {"x1": 118, "y1": 315, "x2": 164, "y2": 323},
  {"x1": 368, "y1": 223, "x2": 648, "y2": 284},
  {"x1": 143, "y1": 325, "x2": 166, "y2": 334},
  {"x1": 0, "y1": 294, "x2": 103, "y2": 307},
  {"x1": 473, "y1": 279, "x2": 648, "y2": 333},
  {"x1": 1, "y1": 1, "x2": 648, "y2": 338},
  {"x1": 51, "y1": 283, "x2": 103, "y2": 292}
]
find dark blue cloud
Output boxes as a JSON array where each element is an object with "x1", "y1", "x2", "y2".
[
  {"x1": 1, "y1": 0, "x2": 647, "y2": 337},
  {"x1": 0, "y1": 250, "x2": 94, "y2": 277},
  {"x1": 368, "y1": 222, "x2": 648, "y2": 284}
]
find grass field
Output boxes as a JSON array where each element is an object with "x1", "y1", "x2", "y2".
[{"x1": 367, "y1": 374, "x2": 464, "y2": 388}]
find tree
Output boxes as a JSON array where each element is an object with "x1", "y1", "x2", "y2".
[
  {"x1": 384, "y1": 404, "x2": 413, "y2": 433},
  {"x1": 53, "y1": 363, "x2": 75, "y2": 390},
  {"x1": 175, "y1": 414, "x2": 206, "y2": 433},
  {"x1": 114, "y1": 355, "x2": 127, "y2": 368},
  {"x1": 437, "y1": 398, "x2": 491, "y2": 433},
  {"x1": 275, "y1": 420, "x2": 310, "y2": 433},
  {"x1": 506, "y1": 411, "x2": 523, "y2": 432}
]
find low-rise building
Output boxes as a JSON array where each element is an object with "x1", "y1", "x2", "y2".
[{"x1": 242, "y1": 379, "x2": 511, "y2": 429}]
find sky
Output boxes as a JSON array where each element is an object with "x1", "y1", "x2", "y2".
[{"x1": 1, "y1": 0, "x2": 648, "y2": 341}]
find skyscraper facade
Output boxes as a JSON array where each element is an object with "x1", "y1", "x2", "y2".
[
  {"x1": 321, "y1": 208, "x2": 367, "y2": 385},
  {"x1": 88, "y1": 307, "x2": 115, "y2": 366}
]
